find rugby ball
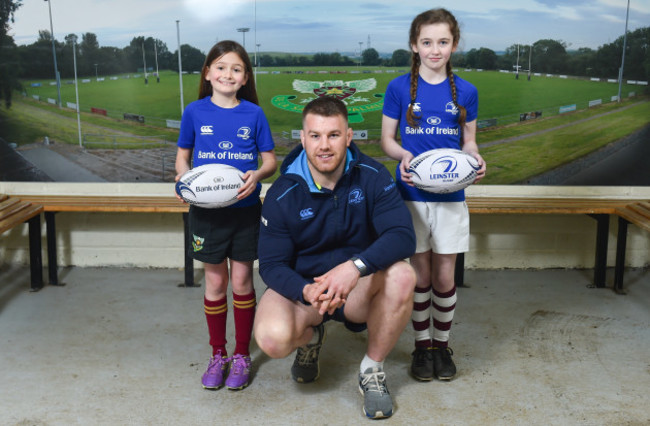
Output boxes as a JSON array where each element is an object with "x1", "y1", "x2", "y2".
[
  {"x1": 175, "y1": 164, "x2": 244, "y2": 208},
  {"x1": 408, "y1": 148, "x2": 480, "y2": 194}
]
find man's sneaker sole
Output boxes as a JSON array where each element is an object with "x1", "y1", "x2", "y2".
[{"x1": 358, "y1": 386, "x2": 392, "y2": 419}]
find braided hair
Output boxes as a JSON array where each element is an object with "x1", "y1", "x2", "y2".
[{"x1": 406, "y1": 8, "x2": 467, "y2": 135}]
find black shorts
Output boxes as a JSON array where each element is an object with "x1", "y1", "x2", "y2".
[
  {"x1": 324, "y1": 306, "x2": 367, "y2": 333},
  {"x1": 187, "y1": 202, "x2": 261, "y2": 264}
]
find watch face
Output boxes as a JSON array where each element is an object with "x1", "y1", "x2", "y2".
[{"x1": 353, "y1": 258, "x2": 367, "y2": 275}]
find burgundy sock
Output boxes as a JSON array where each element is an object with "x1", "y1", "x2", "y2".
[
  {"x1": 204, "y1": 297, "x2": 228, "y2": 357},
  {"x1": 232, "y1": 291, "x2": 256, "y2": 356}
]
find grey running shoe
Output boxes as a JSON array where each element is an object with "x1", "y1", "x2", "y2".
[
  {"x1": 291, "y1": 323, "x2": 325, "y2": 383},
  {"x1": 432, "y1": 346, "x2": 457, "y2": 380},
  {"x1": 410, "y1": 347, "x2": 434, "y2": 381},
  {"x1": 358, "y1": 367, "x2": 393, "y2": 419}
]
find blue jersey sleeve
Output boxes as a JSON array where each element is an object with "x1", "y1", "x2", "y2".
[
  {"x1": 177, "y1": 103, "x2": 196, "y2": 149},
  {"x1": 382, "y1": 77, "x2": 405, "y2": 121}
]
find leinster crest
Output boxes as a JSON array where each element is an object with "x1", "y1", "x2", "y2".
[{"x1": 271, "y1": 78, "x2": 384, "y2": 123}]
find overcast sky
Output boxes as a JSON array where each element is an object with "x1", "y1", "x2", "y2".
[{"x1": 9, "y1": 0, "x2": 650, "y2": 55}]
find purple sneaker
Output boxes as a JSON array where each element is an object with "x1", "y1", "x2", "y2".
[
  {"x1": 202, "y1": 353, "x2": 228, "y2": 390},
  {"x1": 225, "y1": 354, "x2": 252, "y2": 390}
]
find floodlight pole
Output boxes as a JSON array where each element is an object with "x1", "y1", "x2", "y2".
[
  {"x1": 45, "y1": 0, "x2": 62, "y2": 108},
  {"x1": 515, "y1": 44, "x2": 520, "y2": 80},
  {"x1": 617, "y1": 0, "x2": 630, "y2": 103},
  {"x1": 254, "y1": 0, "x2": 257, "y2": 81},
  {"x1": 528, "y1": 44, "x2": 533, "y2": 81},
  {"x1": 71, "y1": 35, "x2": 82, "y2": 147},
  {"x1": 237, "y1": 27, "x2": 250, "y2": 50},
  {"x1": 142, "y1": 42, "x2": 148, "y2": 85},
  {"x1": 359, "y1": 42, "x2": 363, "y2": 67},
  {"x1": 176, "y1": 20, "x2": 184, "y2": 114},
  {"x1": 154, "y1": 42, "x2": 160, "y2": 83}
]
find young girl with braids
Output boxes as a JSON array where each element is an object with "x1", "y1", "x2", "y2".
[{"x1": 381, "y1": 8, "x2": 486, "y2": 382}]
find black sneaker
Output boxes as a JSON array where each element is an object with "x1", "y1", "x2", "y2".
[
  {"x1": 432, "y1": 347, "x2": 456, "y2": 380},
  {"x1": 359, "y1": 367, "x2": 393, "y2": 419},
  {"x1": 410, "y1": 347, "x2": 434, "y2": 381},
  {"x1": 291, "y1": 323, "x2": 325, "y2": 383}
]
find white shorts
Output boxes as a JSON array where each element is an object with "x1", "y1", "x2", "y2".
[{"x1": 406, "y1": 201, "x2": 470, "y2": 255}]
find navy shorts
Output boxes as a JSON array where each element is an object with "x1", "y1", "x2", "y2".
[
  {"x1": 187, "y1": 202, "x2": 261, "y2": 264},
  {"x1": 324, "y1": 306, "x2": 367, "y2": 333}
]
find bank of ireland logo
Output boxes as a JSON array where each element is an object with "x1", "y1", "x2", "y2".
[
  {"x1": 271, "y1": 78, "x2": 384, "y2": 123},
  {"x1": 427, "y1": 116, "x2": 441, "y2": 126}
]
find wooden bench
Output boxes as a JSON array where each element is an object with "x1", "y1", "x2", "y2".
[
  {"x1": 15, "y1": 195, "x2": 194, "y2": 288},
  {"x1": 614, "y1": 201, "x2": 650, "y2": 293},
  {"x1": 0, "y1": 194, "x2": 45, "y2": 291},
  {"x1": 11, "y1": 193, "x2": 649, "y2": 293},
  {"x1": 457, "y1": 196, "x2": 649, "y2": 292}
]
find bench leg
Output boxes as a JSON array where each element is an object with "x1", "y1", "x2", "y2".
[
  {"x1": 454, "y1": 253, "x2": 466, "y2": 287},
  {"x1": 28, "y1": 215, "x2": 44, "y2": 292},
  {"x1": 614, "y1": 217, "x2": 629, "y2": 294},
  {"x1": 181, "y1": 212, "x2": 198, "y2": 288},
  {"x1": 589, "y1": 214, "x2": 609, "y2": 288},
  {"x1": 45, "y1": 212, "x2": 63, "y2": 286}
]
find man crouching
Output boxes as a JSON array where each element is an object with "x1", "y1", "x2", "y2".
[{"x1": 254, "y1": 96, "x2": 416, "y2": 419}]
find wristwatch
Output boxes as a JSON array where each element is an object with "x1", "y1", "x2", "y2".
[{"x1": 350, "y1": 256, "x2": 369, "y2": 277}]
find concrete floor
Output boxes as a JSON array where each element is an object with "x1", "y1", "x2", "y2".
[{"x1": 0, "y1": 266, "x2": 648, "y2": 425}]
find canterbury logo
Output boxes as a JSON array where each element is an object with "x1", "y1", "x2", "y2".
[
  {"x1": 200, "y1": 125, "x2": 213, "y2": 135},
  {"x1": 300, "y1": 208, "x2": 314, "y2": 220}
]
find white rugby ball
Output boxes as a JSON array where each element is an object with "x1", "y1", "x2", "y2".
[
  {"x1": 408, "y1": 148, "x2": 480, "y2": 194},
  {"x1": 175, "y1": 164, "x2": 244, "y2": 208}
]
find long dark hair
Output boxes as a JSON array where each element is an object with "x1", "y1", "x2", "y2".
[
  {"x1": 407, "y1": 8, "x2": 466, "y2": 132},
  {"x1": 198, "y1": 40, "x2": 259, "y2": 105}
]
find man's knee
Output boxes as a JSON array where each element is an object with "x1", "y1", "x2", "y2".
[
  {"x1": 254, "y1": 316, "x2": 296, "y2": 359},
  {"x1": 386, "y1": 261, "x2": 417, "y2": 301}
]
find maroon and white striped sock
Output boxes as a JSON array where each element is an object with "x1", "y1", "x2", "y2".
[
  {"x1": 412, "y1": 285, "x2": 433, "y2": 348},
  {"x1": 432, "y1": 286, "x2": 457, "y2": 348}
]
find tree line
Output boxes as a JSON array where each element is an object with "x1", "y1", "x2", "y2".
[{"x1": 12, "y1": 27, "x2": 650, "y2": 81}]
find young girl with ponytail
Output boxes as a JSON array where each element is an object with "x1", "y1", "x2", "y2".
[{"x1": 381, "y1": 8, "x2": 486, "y2": 382}]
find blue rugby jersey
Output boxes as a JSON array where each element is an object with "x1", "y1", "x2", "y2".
[
  {"x1": 177, "y1": 96, "x2": 275, "y2": 207},
  {"x1": 383, "y1": 73, "x2": 478, "y2": 202}
]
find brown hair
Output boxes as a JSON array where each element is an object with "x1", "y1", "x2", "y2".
[
  {"x1": 302, "y1": 95, "x2": 348, "y2": 124},
  {"x1": 198, "y1": 40, "x2": 258, "y2": 105},
  {"x1": 407, "y1": 8, "x2": 466, "y2": 133}
]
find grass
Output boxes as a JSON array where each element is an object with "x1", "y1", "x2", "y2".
[
  {"x1": 5, "y1": 68, "x2": 649, "y2": 185},
  {"x1": 479, "y1": 100, "x2": 650, "y2": 183},
  {"x1": 21, "y1": 68, "x2": 643, "y2": 134}
]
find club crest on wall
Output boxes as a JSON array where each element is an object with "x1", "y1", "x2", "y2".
[{"x1": 272, "y1": 78, "x2": 384, "y2": 123}]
